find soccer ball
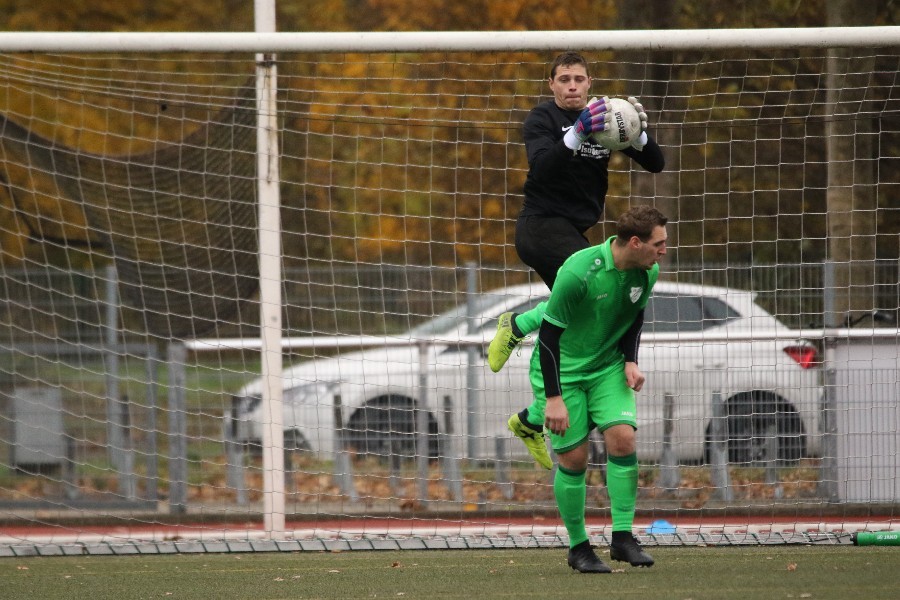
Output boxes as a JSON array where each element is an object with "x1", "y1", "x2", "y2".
[{"x1": 591, "y1": 97, "x2": 642, "y2": 151}]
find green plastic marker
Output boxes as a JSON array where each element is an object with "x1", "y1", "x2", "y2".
[{"x1": 853, "y1": 531, "x2": 900, "y2": 546}]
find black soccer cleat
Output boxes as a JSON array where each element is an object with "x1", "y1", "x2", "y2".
[
  {"x1": 567, "y1": 540, "x2": 612, "y2": 573},
  {"x1": 609, "y1": 533, "x2": 655, "y2": 567}
]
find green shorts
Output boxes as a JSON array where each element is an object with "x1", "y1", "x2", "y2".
[{"x1": 529, "y1": 361, "x2": 638, "y2": 454}]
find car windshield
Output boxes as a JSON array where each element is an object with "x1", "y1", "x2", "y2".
[
  {"x1": 409, "y1": 288, "x2": 748, "y2": 338},
  {"x1": 644, "y1": 293, "x2": 742, "y2": 332},
  {"x1": 407, "y1": 293, "x2": 512, "y2": 337}
]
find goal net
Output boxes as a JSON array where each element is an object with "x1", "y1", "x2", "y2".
[{"x1": 0, "y1": 29, "x2": 898, "y2": 555}]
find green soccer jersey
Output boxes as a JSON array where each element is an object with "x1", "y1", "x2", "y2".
[{"x1": 530, "y1": 236, "x2": 659, "y2": 376}]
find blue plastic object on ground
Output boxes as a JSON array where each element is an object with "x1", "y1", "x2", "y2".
[{"x1": 646, "y1": 519, "x2": 676, "y2": 534}]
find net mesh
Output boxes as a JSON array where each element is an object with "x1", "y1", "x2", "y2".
[{"x1": 0, "y1": 43, "x2": 897, "y2": 553}]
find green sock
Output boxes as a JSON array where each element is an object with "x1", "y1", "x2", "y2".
[
  {"x1": 516, "y1": 301, "x2": 549, "y2": 429},
  {"x1": 554, "y1": 465, "x2": 588, "y2": 548},
  {"x1": 606, "y1": 453, "x2": 638, "y2": 532},
  {"x1": 511, "y1": 301, "x2": 546, "y2": 336}
]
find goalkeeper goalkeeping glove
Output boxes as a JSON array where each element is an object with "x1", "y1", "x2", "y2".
[
  {"x1": 628, "y1": 96, "x2": 649, "y2": 151},
  {"x1": 563, "y1": 96, "x2": 610, "y2": 151}
]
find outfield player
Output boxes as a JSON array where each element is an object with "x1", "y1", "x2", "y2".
[
  {"x1": 488, "y1": 51, "x2": 665, "y2": 470},
  {"x1": 533, "y1": 205, "x2": 667, "y2": 572}
]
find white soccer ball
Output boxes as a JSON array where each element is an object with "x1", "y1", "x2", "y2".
[{"x1": 591, "y1": 97, "x2": 642, "y2": 151}]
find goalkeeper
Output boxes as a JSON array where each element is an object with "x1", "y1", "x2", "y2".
[
  {"x1": 534, "y1": 205, "x2": 667, "y2": 572},
  {"x1": 488, "y1": 51, "x2": 665, "y2": 470}
]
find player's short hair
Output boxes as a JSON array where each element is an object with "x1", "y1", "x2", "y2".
[
  {"x1": 549, "y1": 51, "x2": 590, "y2": 80},
  {"x1": 616, "y1": 205, "x2": 668, "y2": 243}
]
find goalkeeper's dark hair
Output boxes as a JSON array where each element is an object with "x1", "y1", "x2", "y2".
[
  {"x1": 615, "y1": 205, "x2": 668, "y2": 244},
  {"x1": 549, "y1": 51, "x2": 590, "y2": 79}
]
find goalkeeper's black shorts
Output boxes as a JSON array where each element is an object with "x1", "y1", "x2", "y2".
[{"x1": 515, "y1": 214, "x2": 591, "y2": 289}]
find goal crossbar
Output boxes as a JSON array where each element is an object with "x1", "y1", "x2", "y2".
[{"x1": 0, "y1": 27, "x2": 897, "y2": 54}]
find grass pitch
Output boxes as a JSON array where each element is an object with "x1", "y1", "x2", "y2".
[{"x1": 2, "y1": 545, "x2": 898, "y2": 600}]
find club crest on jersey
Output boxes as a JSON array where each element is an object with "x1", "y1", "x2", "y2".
[{"x1": 629, "y1": 287, "x2": 643, "y2": 303}]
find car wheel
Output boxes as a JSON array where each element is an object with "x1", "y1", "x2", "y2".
[
  {"x1": 283, "y1": 429, "x2": 311, "y2": 452},
  {"x1": 344, "y1": 395, "x2": 442, "y2": 460},
  {"x1": 721, "y1": 392, "x2": 806, "y2": 466}
]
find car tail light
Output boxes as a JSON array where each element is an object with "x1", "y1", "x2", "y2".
[{"x1": 783, "y1": 345, "x2": 819, "y2": 369}]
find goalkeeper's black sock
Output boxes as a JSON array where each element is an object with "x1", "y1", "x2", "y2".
[
  {"x1": 509, "y1": 313, "x2": 525, "y2": 338},
  {"x1": 519, "y1": 408, "x2": 543, "y2": 432}
]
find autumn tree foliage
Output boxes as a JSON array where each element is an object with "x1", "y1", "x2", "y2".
[{"x1": 0, "y1": 0, "x2": 896, "y2": 273}]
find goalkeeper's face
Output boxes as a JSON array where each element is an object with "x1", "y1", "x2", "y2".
[{"x1": 549, "y1": 64, "x2": 592, "y2": 111}]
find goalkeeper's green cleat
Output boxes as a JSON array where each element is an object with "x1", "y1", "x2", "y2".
[
  {"x1": 508, "y1": 413, "x2": 553, "y2": 470},
  {"x1": 487, "y1": 312, "x2": 523, "y2": 373}
]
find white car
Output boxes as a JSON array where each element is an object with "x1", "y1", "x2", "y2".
[{"x1": 232, "y1": 282, "x2": 822, "y2": 465}]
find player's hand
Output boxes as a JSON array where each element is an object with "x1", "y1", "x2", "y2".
[
  {"x1": 563, "y1": 96, "x2": 610, "y2": 151},
  {"x1": 627, "y1": 96, "x2": 649, "y2": 150},
  {"x1": 625, "y1": 361, "x2": 645, "y2": 392},
  {"x1": 544, "y1": 395, "x2": 570, "y2": 436}
]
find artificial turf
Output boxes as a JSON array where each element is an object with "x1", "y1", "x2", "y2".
[{"x1": 2, "y1": 545, "x2": 898, "y2": 599}]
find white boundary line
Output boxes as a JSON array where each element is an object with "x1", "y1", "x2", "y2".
[{"x1": 2, "y1": 520, "x2": 894, "y2": 547}]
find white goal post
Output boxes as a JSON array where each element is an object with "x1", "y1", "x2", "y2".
[
  {"x1": 1, "y1": 27, "x2": 898, "y2": 52},
  {"x1": 0, "y1": 27, "x2": 897, "y2": 555}
]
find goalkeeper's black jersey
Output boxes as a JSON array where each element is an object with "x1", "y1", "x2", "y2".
[{"x1": 520, "y1": 100, "x2": 664, "y2": 232}]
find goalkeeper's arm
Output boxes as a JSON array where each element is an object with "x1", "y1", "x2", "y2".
[
  {"x1": 619, "y1": 96, "x2": 665, "y2": 172},
  {"x1": 621, "y1": 136, "x2": 664, "y2": 173}
]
